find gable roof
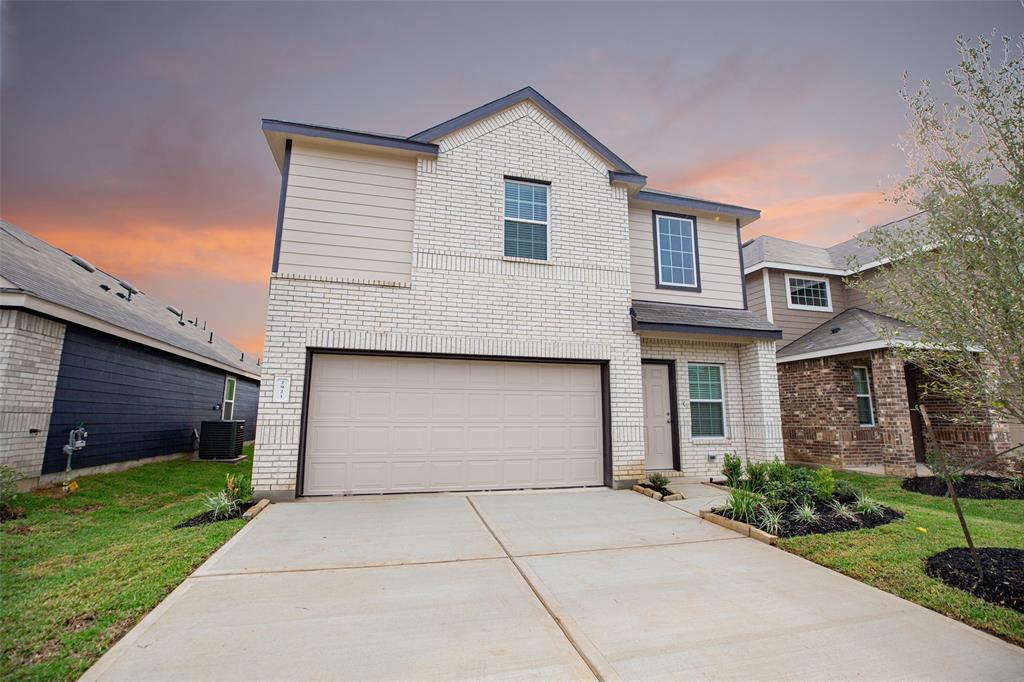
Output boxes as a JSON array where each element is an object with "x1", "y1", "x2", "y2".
[
  {"x1": 0, "y1": 221, "x2": 260, "y2": 380},
  {"x1": 743, "y1": 212, "x2": 927, "y2": 276},
  {"x1": 776, "y1": 308, "x2": 922, "y2": 363}
]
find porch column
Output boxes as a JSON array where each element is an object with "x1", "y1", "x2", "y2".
[
  {"x1": 737, "y1": 340, "x2": 784, "y2": 462},
  {"x1": 869, "y1": 351, "x2": 916, "y2": 475}
]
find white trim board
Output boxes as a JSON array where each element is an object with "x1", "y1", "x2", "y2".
[
  {"x1": 0, "y1": 291, "x2": 261, "y2": 381},
  {"x1": 776, "y1": 339, "x2": 975, "y2": 364},
  {"x1": 761, "y1": 269, "x2": 774, "y2": 323}
]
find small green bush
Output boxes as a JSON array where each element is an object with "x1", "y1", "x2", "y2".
[
  {"x1": 827, "y1": 498, "x2": 857, "y2": 521},
  {"x1": 833, "y1": 479, "x2": 858, "y2": 502},
  {"x1": 812, "y1": 467, "x2": 835, "y2": 501},
  {"x1": 224, "y1": 473, "x2": 253, "y2": 503},
  {"x1": 722, "y1": 487, "x2": 761, "y2": 524},
  {"x1": 648, "y1": 472, "x2": 671, "y2": 489},
  {"x1": 0, "y1": 466, "x2": 19, "y2": 512},
  {"x1": 722, "y1": 453, "x2": 743, "y2": 488},
  {"x1": 853, "y1": 492, "x2": 884, "y2": 518},
  {"x1": 790, "y1": 502, "x2": 819, "y2": 524},
  {"x1": 1011, "y1": 477, "x2": 1024, "y2": 493},
  {"x1": 765, "y1": 460, "x2": 791, "y2": 484},
  {"x1": 744, "y1": 461, "x2": 770, "y2": 493},
  {"x1": 203, "y1": 491, "x2": 240, "y2": 520}
]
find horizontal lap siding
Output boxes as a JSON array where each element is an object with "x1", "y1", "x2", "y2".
[
  {"x1": 768, "y1": 270, "x2": 847, "y2": 347},
  {"x1": 279, "y1": 141, "x2": 416, "y2": 283},
  {"x1": 42, "y1": 325, "x2": 259, "y2": 474},
  {"x1": 628, "y1": 204, "x2": 744, "y2": 308}
]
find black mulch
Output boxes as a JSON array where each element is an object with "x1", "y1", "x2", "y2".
[
  {"x1": 174, "y1": 501, "x2": 256, "y2": 529},
  {"x1": 638, "y1": 482, "x2": 674, "y2": 497},
  {"x1": 926, "y1": 547, "x2": 1024, "y2": 613},
  {"x1": 714, "y1": 501, "x2": 904, "y2": 538},
  {"x1": 0, "y1": 507, "x2": 26, "y2": 524},
  {"x1": 902, "y1": 475, "x2": 1024, "y2": 500}
]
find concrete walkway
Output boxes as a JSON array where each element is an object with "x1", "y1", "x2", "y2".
[{"x1": 83, "y1": 489, "x2": 1023, "y2": 681}]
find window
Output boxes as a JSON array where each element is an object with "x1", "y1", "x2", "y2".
[
  {"x1": 852, "y1": 366, "x2": 875, "y2": 426},
  {"x1": 222, "y1": 376, "x2": 237, "y2": 420},
  {"x1": 654, "y1": 212, "x2": 699, "y2": 288},
  {"x1": 785, "y1": 274, "x2": 832, "y2": 311},
  {"x1": 688, "y1": 364, "x2": 725, "y2": 438},
  {"x1": 503, "y1": 179, "x2": 548, "y2": 260}
]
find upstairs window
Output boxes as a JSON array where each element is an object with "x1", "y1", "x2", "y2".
[
  {"x1": 688, "y1": 364, "x2": 725, "y2": 438},
  {"x1": 504, "y1": 179, "x2": 549, "y2": 260},
  {"x1": 852, "y1": 366, "x2": 875, "y2": 426},
  {"x1": 785, "y1": 274, "x2": 832, "y2": 311},
  {"x1": 654, "y1": 212, "x2": 699, "y2": 289}
]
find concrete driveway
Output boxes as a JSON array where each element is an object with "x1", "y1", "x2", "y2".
[{"x1": 83, "y1": 489, "x2": 1023, "y2": 681}]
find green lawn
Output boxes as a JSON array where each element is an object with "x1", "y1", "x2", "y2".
[
  {"x1": 1, "y1": 449, "x2": 254, "y2": 681},
  {"x1": 780, "y1": 471, "x2": 1024, "y2": 646}
]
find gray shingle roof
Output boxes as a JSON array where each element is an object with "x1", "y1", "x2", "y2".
[
  {"x1": 743, "y1": 212, "x2": 927, "y2": 273},
  {"x1": 1, "y1": 221, "x2": 260, "y2": 377},
  {"x1": 631, "y1": 300, "x2": 782, "y2": 339},
  {"x1": 776, "y1": 308, "x2": 922, "y2": 360}
]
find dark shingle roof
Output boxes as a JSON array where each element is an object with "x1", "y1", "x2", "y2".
[
  {"x1": 776, "y1": 308, "x2": 922, "y2": 360},
  {"x1": 631, "y1": 300, "x2": 782, "y2": 339},
  {"x1": 0, "y1": 221, "x2": 260, "y2": 378}
]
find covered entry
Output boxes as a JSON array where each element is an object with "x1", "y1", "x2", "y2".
[{"x1": 301, "y1": 353, "x2": 606, "y2": 495}]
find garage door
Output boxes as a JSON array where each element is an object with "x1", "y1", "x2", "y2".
[{"x1": 302, "y1": 354, "x2": 604, "y2": 495}]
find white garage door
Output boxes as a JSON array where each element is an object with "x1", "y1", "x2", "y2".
[{"x1": 302, "y1": 354, "x2": 604, "y2": 495}]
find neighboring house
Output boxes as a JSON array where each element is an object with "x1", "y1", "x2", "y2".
[
  {"x1": 0, "y1": 222, "x2": 260, "y2": 488},
  {"x1": 743, "y1": 214, "x2": 1018, "y2": 474},
  {"x1": 253, "y1": 86, "x2": 784, "y2": 500}
]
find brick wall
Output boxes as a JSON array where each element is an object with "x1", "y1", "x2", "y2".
[
  {"x1": 0, "y1": 310, "x2": 65, "y2": 480},
  {"x1": 254, "y1": 103, "x2": 645, "y2": 496},
  {"x1": 778, "y1": 350, "x2": 916, "y2": 470}
]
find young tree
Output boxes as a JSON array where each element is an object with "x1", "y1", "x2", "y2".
[{"x1": 849, "y1": 34, "x2": 1024, "y2": 580}]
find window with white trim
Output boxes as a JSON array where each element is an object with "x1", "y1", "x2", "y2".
[
  {"x1": 852, "y1": 366, "x2": 875, "y2": 426},
  {"x1": 688, "y1": 364, "x2": 725, "y2": 437},
  {"x1": 655, "y1": 212, "x2": 698, "y2": 288},
  {"x1": 503, "y1": 179, "x2": 548, "y2": 260},
  {"x1": 222, "y1": 376, "x2": 237, "y2": 420},
  {"x1": 785, "y1": 274, "x2": 832, "y2": 311}
]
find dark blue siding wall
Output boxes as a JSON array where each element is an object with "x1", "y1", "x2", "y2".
[{"x1": 42, "y1": 324, "x2": 259, "y2": 474}]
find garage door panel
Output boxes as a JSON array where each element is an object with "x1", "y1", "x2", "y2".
[{"x1": 303, "y1": 355, "x2": 603, "y2": 495}]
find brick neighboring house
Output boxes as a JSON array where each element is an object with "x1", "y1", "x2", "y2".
[
  {"x1": 743, "y1": 214, "x2": 1021, "y2": 474},
  {"x1": 253, "y1": 87, "x2": 785, "y2": 500}
]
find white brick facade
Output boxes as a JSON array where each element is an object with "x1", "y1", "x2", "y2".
[
  {"x1": 254, "y1": 102, "x2": 783, "y2": 496},
  {"x1": 0, "y1": 310, "x2": 65, "y2": 480}
]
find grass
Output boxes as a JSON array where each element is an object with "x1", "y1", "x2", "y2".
[
  {"x1": 780, "y1": 470, "x2": 1024, "y2": 646},
  {"x1": 0, "y1": 448, "x2": 254, "y2": 681}
]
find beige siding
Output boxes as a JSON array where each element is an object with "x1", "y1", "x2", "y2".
[
  {"x1": 629, "y1": 203, "x2": 744, "y2": 308},
  {"x1": 278, "y1": 140, "x2": 416, "y2": 283},
  {"x1": 746, "y1": 270, "x2": 766, "y2": 319},
  {"x1": 845, "y1": 268, "x2": 885, "y2": 313},
  {"x1": 766, "y1": 269, "x2": 847, "y2": 347}
]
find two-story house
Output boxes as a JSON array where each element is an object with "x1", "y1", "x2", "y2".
[
  {"x1": 252, "y1": 87, "x2": 784, "y2": 500},
  {"x1": 743, "y1": 214, "x2": 1019, "y2": 475}
]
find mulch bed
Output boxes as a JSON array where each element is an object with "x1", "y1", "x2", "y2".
[
  {"x1": 902, "y1": 475, "x2": 1024, "y2": 500},
  {"x1": 174, "y1": 501, "x2": 255, "y2": 529},
  {"x1": 778, "y1": 505, "x2": 904, "y2": 538},
  {"x1": 926, "y1": 547, "x2": 1024, "y2": 613},
  {"x1": 638, "y1": 482, "x2": 674, "y2": 497},
  {"x1": 0, "y1": 507, "x2": 26, "y2": 524}
]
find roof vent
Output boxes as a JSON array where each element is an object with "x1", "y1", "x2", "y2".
[
  {"x1": 166, "y1": 305, "x2": 182, "y2": 317},
  {"x1": 116, "y1": 292, "x2": 127, "y2": 299},
  {"x1": 831, "y1": 327, "x2": 841, "y2": 334},
  {"x1": 208, "y1": 331, "x2": 214, "y2": 344},
  {"x1": 118, "y1": 280, "x2": 136, "y2": 301},
  {"x1": 99, "y1": 284, "x2": 111, "y2": 291},
  {"x1": 70, "y1": 255, "x2": 95, "y2": 272},
  {"x1": 178, "y1": 320, "x2": 186, "y2": 326}
]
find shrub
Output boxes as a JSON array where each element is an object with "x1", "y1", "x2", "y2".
[
  {"x1": 766, "y1": 460, "x2": 791, "y2": 484},
  {"x1": 827, "y1": 499, "x2": 857, "y2": 521},
  {"x1": 757, "y1": 505, "x2": 783, "y2": 536},
  {"x1": 853, "y1": 492, "x2": 884, "y2": 518},
  {"x1": 744, "y1": 461, "x2": 770, "y2": 493},
  {"x1": 721, "y1": 453, "x2": 743, "y2": 488},
  {"x1": 203, "y1": 491, "x2": 240, "y2": 520},
  {"x1": 224, "y1": 473, "x2": 253, "y2": 503},
  {"x1": 812, "y1": 467, "x2": 835, "y2": 502},
  {"x1": 0, "y1": 466, "x2": 19, "y2": 512},
  {"x1": 790, "y1": 503, "x2": 819, "y2": 524},
  {"x1": 722, "y1": 487, "x2": 761, "y2": 524},
  {"x1": 833, "y1": 479, "x2": 858, "y2": 502},
  {"x1": 1011, "y1": 477, "x2": 1024, "y2": 493},
  {"x1": 648, "y1": 472, "x2": 671, "y2": 489}
]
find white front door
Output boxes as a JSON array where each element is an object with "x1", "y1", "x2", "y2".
[{"x1": 642, "y1": 362, "x2": 675, "y2": 470}]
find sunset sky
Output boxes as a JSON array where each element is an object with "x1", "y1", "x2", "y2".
[{"x1": 2, "y1": 2, "x2": 1020, "y2": 357}]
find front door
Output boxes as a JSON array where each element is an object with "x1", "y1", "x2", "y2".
[{"x1": 642, "y1": 362, "x2": 675, "y2": 470}]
